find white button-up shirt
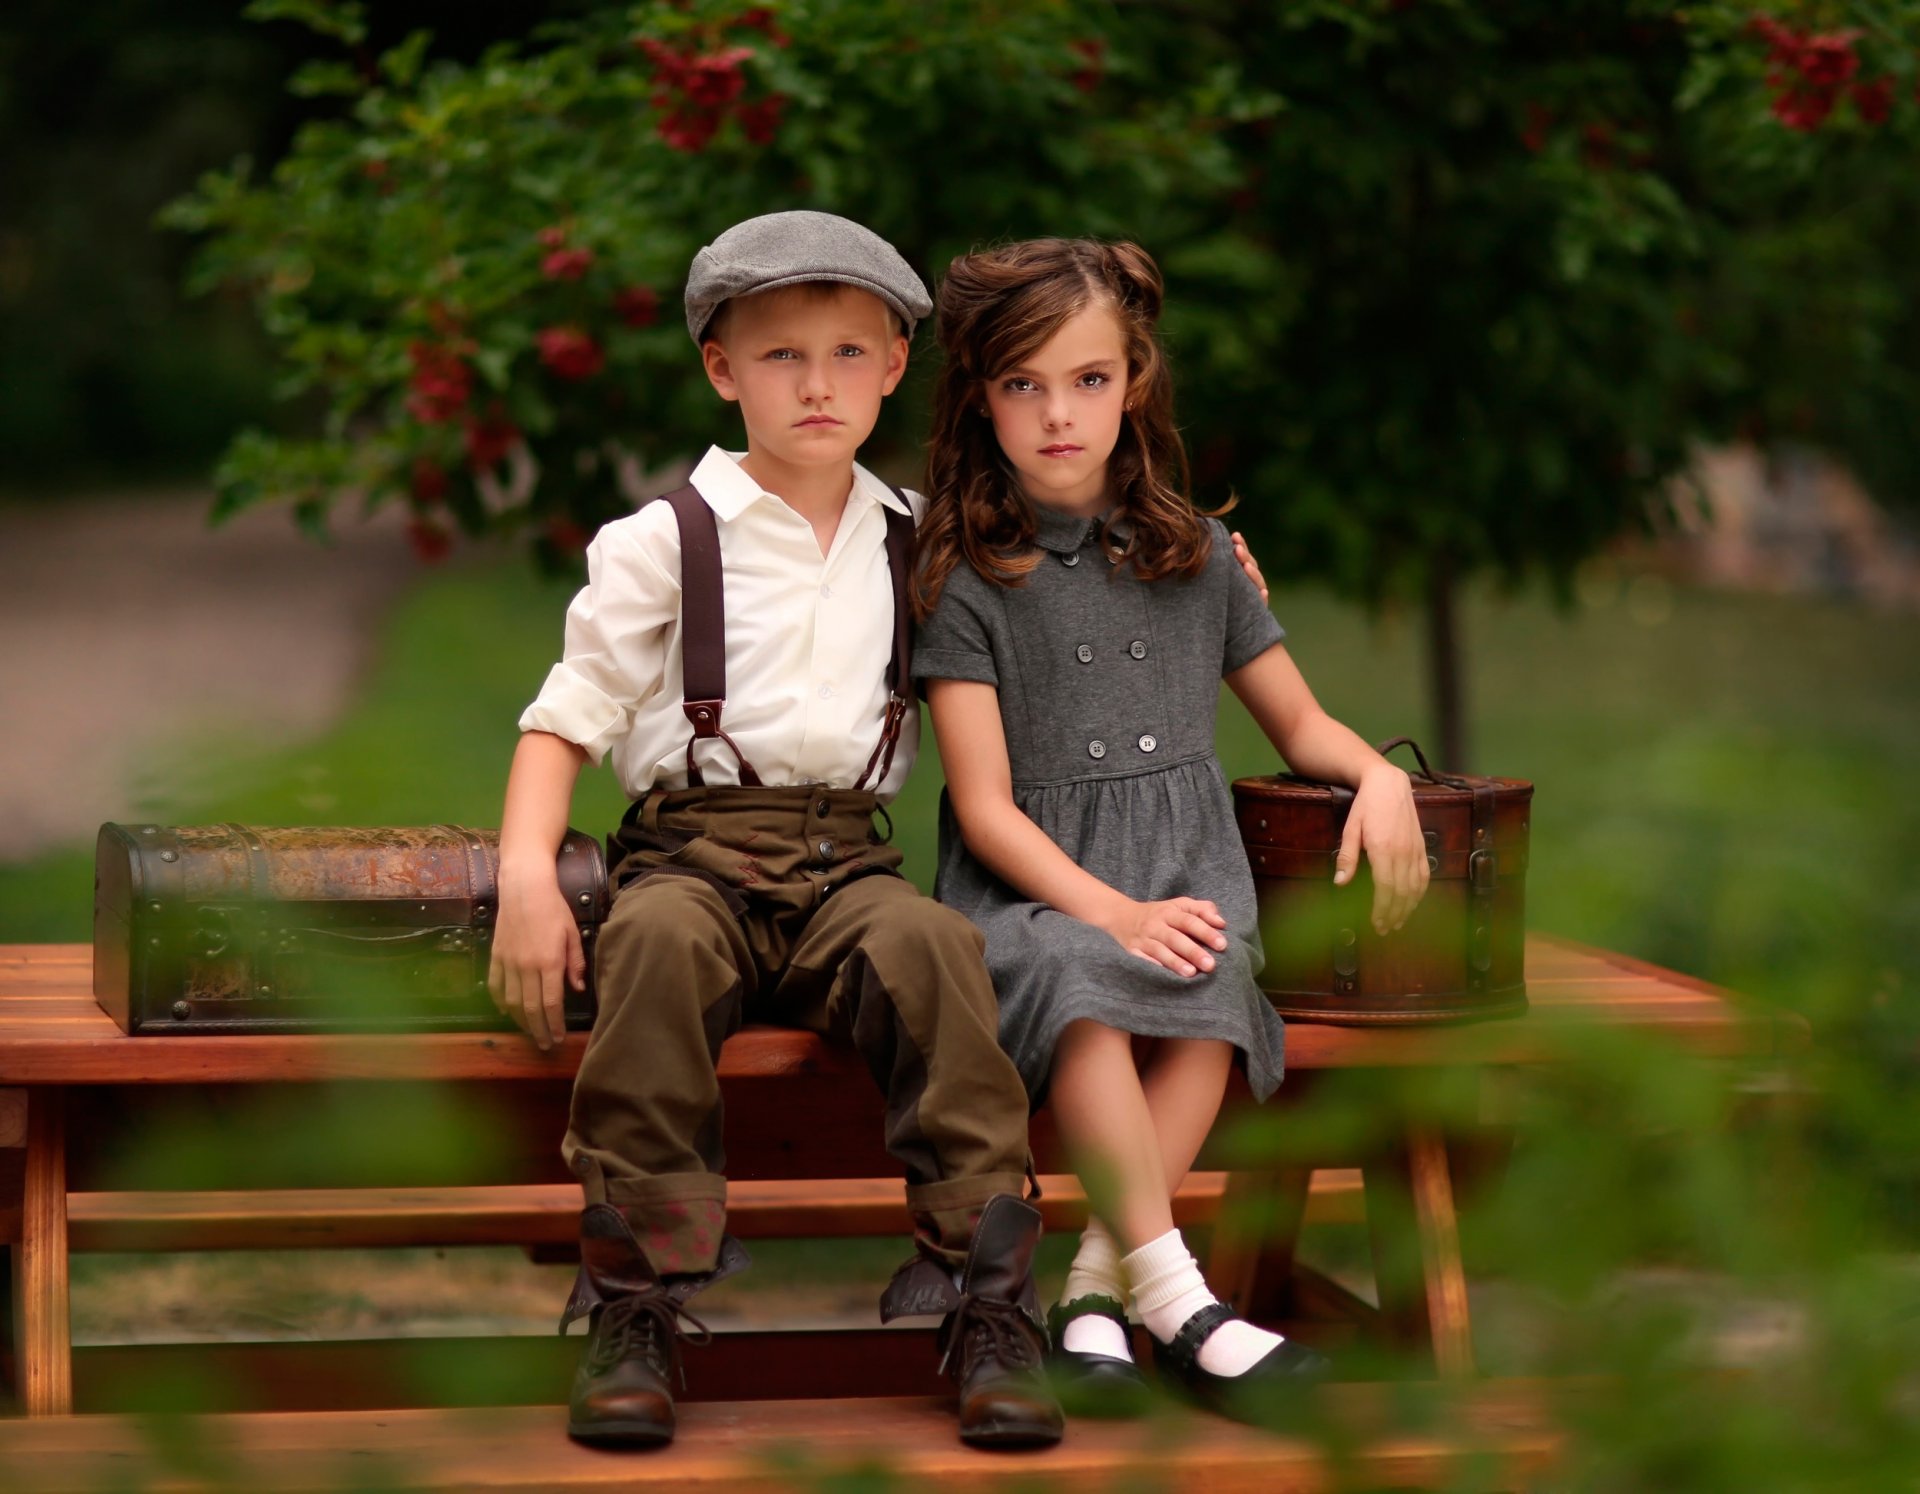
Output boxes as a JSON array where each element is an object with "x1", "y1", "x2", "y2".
[{"x1": 519, "y1": 446, "x2": 920, "y2": 800}]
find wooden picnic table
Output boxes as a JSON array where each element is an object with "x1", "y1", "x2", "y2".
[{"x1": 1, "y1": 932, "x2": 1805, "y2": 1431}]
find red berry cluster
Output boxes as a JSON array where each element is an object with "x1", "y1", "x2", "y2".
[
  {"x1": 1749, "y1": 18, "x2": 1894, "y2": 131},
  {"x1": 614, "y1": 285, "x2": 662, "y2": 328},
  {"x1": 409, "y1": 455, "x2": 449, "y2": 505},
  {"x1": 405, "y1": 337, "x2": 526, "y2": 464},
  {"x1": 536, "y1": 224, "x2": 595, "y2": 282},
  {"x1": 405, "y1": 341, "x2": 471, "y2": 425},
  {"x1": 407, "y1": 516, "x2": 452, "y2": 564},
  {"x1": 542, "y1": 246, "x2": 595, "y2": 282},
  {"x1": 1068, "y1": 38, "x2": 1106, "y2": 94},
  {"x1": 635, "y1": 15, "x2": 789, "y2": 153},
  {"x1": 465, "y1": 411, "x2": 520, "y2": 469},
  {"x1": 397, "y1": 218, "x2": 670, "y2": 555},
  {"x1": 537, "y1": 326, "x2": 606, "y2": 381},
  {"x1": 529, "y1": 223, "x2": 666, "y2": 376}
]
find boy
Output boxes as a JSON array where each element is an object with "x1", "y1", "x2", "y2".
[{"x1": 489, "y1": 212, "x2": 1062, "y2": 1450}]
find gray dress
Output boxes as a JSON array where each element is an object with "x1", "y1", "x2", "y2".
[{"x1": 913, "y1": 508, "x2": 1289, "y2": 1105}]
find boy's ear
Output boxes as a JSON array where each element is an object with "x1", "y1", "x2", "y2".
[
  {"x1": 701, "y1": 338, "x2": 741, "y2": 403},
  {"x1": 880, "y1": 334, "x2": 910, "y2": 397}
]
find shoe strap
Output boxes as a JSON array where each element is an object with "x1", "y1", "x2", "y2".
[
  {"x1": 1164, "y1": 1300, "x2": 1238, "y2": 1376},
  {"x1": 1046, "y1": 1292, "x2": 1128, "y2": 1340}
]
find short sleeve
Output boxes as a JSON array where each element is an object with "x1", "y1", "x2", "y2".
[
  {"x1": 517, "y1": 512, "x2": 679, "y2": 764},
  {"x1": 1217, "y1": 522, "x2": 1286, "y2": 675},
  {"x1": 911, "y1": 565, "x2": 1000, "y2": 693}
]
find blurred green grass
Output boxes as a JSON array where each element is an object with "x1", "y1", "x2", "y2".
[{"x1": 6, "y1": 553, "x2": 1914, "y2": 1049}]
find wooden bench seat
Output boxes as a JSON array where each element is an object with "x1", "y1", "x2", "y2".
[
  {"x1": 62, "y1": 1171, "x2": 1365, "y2": 1253},
  {"x1": 0, "y1": 1382, "x2": 1570, "y2": 1491},
  {"x1": 3, "y1": 934, "x2": 1805, "y2": 1428}
]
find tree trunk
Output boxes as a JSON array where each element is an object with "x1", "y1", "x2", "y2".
[{"x1": 1425, "y1": 561, "x2": 1468, "y2": 772}]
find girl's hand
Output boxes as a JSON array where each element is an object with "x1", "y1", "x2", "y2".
[
  {"x1": 1335, "y1": 763, "x2": 1431, "y2": 935},
  {"x1": 1231, "y1": 531, "x2": 1269, "y2": 605},
  {"x1": 1095, "y1": 895, "x2": 1229, "y2": 978},
  {"x1": 487, "y1": 867, "x2": 587, "y2": 1051}
]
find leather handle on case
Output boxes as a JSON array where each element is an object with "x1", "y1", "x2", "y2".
[{"x1": 1374, "y1": 736, "x2": 1472, "y2": 788}]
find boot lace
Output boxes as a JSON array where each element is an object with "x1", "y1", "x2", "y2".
[
  {"x1": 586, "y1": 1288, "x2": 712, "y2": 1389},
  {"x1": 940, "y1": 1294, "x2": 1041, "y2": 1377}
]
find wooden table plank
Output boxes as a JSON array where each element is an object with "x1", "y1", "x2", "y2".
[
  {"x1": 0, "y1": 936, "x2": 1805, "y2": 1084},
  {"x1": 0, "y1": 1384, "x2": 1568, "y2": 1492},
  {"x1": 64, "y1": 1170, "x2": 1367, "y2": 1252}
]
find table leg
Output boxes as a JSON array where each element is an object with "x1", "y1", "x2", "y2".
[
  {"x1": 1206, "y1": 1167, "x2": 1311, "y2": 1324},
  {"x1": 1406, "y1": 1127, "x2": 1475, "y2": 1378},
  {"x1": 16, "y1": 1088, "x2": 70, "y2": 1415},
  {"x1": 1364, "y1": 1125, "x2": 1476, "y2": 1379}
]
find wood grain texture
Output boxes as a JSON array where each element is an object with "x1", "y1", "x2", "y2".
[
  {"x1": 18, "y1": 1088, "x2": 71, "y2": 1415},
  {"x1": 1407, "y1": 1128, "x2": 1476, "y2": 1380},
  {"x1": 64, "y1": 1171, "x2": 1368, "y2": 1254},
  {"x1": 0, "y1": 1383, "x2": 1569, "y2": 1492},
  {"x1": 0, "y1": 1088, "x2": 26, "y2": 1147},
  {"x1": 0, "y1": 936, "x2": 1805, "y2": 1084}
]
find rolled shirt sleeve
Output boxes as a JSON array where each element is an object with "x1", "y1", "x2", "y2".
[{"x1": 518, "y1": 511, "x2": 680, "y2": 765}]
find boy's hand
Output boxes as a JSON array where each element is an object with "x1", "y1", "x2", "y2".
[
  {"x1": 1231, "y1": 531, "x2": 1269, "y2": 605},
  {"x1": 488, "y1": 867, "x2": 587, "y2": 1051},
  {"x1": 1334, "y1": 762, "x2": 1431, "y2": 934},
  {"x1": 1096, "y1": 895, "x2": 1229, "y2": 979}
]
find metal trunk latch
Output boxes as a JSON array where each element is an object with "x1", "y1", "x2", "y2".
[{"x1": 1333, "y1": 926, "x2": 1359, "y2": 994}]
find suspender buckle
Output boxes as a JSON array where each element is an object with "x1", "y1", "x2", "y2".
[
  {"x1": 854, "y1": 692, "x2": 910, "y2": 795},
  {"x1": 684, "y1": 700, "x2": 726, "y2": 738},
  {"x1": 681, "y1": 699, "x2": 761, "y2": 787}
]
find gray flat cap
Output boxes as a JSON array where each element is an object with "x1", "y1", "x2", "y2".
[{"x1": 685, "y1": 210, "x2": 932, "y2": 344}]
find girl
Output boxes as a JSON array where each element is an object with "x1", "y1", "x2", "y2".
[{"x1": 911, "y1": 239, "x2": 1430, "y2": 1415}]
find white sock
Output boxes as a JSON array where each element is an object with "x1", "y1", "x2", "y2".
[
  {"x1": 1057, "y1": 1219, "x2": 1133, "y2": 1361},
  {"x1": 1123, "y1": 1228, "x2": 1287, "y2": 1378}
]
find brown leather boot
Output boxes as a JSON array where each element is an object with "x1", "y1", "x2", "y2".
[
  {"x1": 936, "y1": 1195, "x2": 1065, "y2": 1449},
  {"x1": 558, "y1": 1202, "x2": 746, "y2": 1447}
]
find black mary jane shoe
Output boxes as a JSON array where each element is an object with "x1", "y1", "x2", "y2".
[
  {"x1": 1044, "y1": 1294, "x2": 1152, "y2": 1418},
  {"x1": 1152, "y1": 1302, "x2": 1329, "y2": 1421}
]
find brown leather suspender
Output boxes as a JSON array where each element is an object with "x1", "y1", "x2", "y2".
[
  {"x1": 647, "y1": 484, "x2": 914, "y2": 793},
  {"x1": 654, "y1": 486, "x2": 761, "y2": 788},
  {"x1": 853, "y1": 503, "x2": 915, "y2": 794}
]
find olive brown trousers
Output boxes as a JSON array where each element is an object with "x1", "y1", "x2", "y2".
[{"x1": 561, "y1": 784, "x2": 1032, "y2": 1275}]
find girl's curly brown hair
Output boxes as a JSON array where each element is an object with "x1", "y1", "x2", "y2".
[{"x1": 912, "y1": 237, "x2": 1223, "y2": 621}]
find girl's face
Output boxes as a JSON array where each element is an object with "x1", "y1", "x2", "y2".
[{"x1": 982, "y1": 302, "x2": 1130, "y2": 516}]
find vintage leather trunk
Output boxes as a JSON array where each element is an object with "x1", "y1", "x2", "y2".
[
  {"x1": 1233, "y1": 740, "x2": 1533, "y2": 1025},
  {"x1": 93, "y1": 823, "x2": 607, "y2": 1034}
]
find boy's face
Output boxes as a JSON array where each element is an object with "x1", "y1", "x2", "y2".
[
  {"x1": 701, "y1": 285, "x2": 908, "y2": 472},
  {"x1": 982, "y1": 302, "x2": 1130, "y2": 516}
]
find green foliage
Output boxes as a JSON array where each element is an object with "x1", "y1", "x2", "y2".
[
  {"x1": 168, "y1": 0, "x2": 1920, "y2": 601},
  {"x1": 165, "y1": 0, "x2": 1227, "y2": 566},
  {"x1": 1, "y1": 567, "x2": 1916, "y2": 1480}
]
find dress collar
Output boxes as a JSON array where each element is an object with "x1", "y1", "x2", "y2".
[{"x1": 1029, "y1": 502, "x2": 1134, "y2": 556}]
